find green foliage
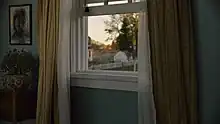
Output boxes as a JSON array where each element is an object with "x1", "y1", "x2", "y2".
[
  {"x1": 117, "y1": 17, "x2": 133, "y2": 52},
  {"x1": 0, "y1": 49, "x2": 37, "y2": 75},
  {"x1": 0, "y1": 49, "x2": 39, "y2": 91},
  {"x1": 88, "y1": 36, "x2": 105, "y2": 50},
  {"x1": 104, "y1": 15, "x2": 122, "y2": 41},
  {"x1": 104, "y1": 13, "x2": 139, "y2": 57}
]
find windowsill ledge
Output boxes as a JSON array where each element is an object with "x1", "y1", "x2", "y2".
[
  {"x1": 71, "y1": 71, "x2": 138, "y2": 91},
  {"x1": 71, "y1": 71, "x2": 137, "y2": 82}
]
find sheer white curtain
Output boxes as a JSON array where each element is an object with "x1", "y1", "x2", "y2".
[
  {"x1": 57, "y1": 0, "x2": 72, "y2": 123},
  {"x1": 138, "y1": 1, "x2": 156, "y2": 124}
]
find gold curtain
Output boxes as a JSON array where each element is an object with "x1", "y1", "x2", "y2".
[
  {"x1": 36, "y1": 0, "x2": 60, "y2": 124},
  {"x1": 147, "y1": 0, "x2": 198, "y2": 124}
]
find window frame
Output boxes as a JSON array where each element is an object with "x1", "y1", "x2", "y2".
[
  {"x1": 70, "y1": 0, "x2": 147, "y2": 83},
  {"x1": 86, "y1": 0, "x2": 131, "y2": 4}
]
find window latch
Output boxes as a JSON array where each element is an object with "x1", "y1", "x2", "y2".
[
  {"x1": 84, "y1": 0, "x2": 89, "y2": 12},
  {"x1": 85, "y1": 7, "x2": 89, "y2": 12}
]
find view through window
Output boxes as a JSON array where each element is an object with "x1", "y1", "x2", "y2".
[{"x1": 88, "y1": 13, "x2": 139, "y2": 72}]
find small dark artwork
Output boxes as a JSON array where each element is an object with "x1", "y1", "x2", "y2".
[{"x1": 9, "y1": 4, "x2": 32, "y2": 45}]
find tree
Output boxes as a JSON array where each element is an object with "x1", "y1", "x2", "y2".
[
  {"x1": 116, "y1": 17, "x2": 133, "y2": 52},
  {"x1": 111, "y1": 41, "x2": 117, "y2": 50},
  {"x1": 104, "y1": 15, "x2": 122, "y2": 41},
  {"x1": 88, "y1": 36, "x2": 105, "y2": 50},
  {"x1": 104, "y1": 13, "x2": 139, "y2": 58}
]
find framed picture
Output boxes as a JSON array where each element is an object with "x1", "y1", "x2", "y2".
[{"x1": 9, "y1": 4, "x2": 32, "y2": 45}]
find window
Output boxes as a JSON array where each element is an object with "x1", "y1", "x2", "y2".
[
  {"x1": 71, "y1": 0, "x2": 147, "y2": 76},
  {"x1": 88, "y1": 13, "x2": 139, "y2": 72}
]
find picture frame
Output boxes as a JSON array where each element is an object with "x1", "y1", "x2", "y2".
[{"x1": 9, "y1": 4, "x2": 32, "y2": 45}]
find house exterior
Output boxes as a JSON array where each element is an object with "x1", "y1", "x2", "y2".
[{"x1": 114, "y1": 51, "x2": 128, "y2": 62}]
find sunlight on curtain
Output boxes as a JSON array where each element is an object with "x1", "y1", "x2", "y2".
[
  {"x1": 137, "y1": 0, "x2": 156, "y2": 123},
  {"x1": 147, "y1": 0, "x2": 198, "y2": 123},
  {"x1": 57, "y1": 0, "x2": 73, "y2": 124},
  {"x1": 36, "y1": 0, "x2": 60, "y2": 124}
]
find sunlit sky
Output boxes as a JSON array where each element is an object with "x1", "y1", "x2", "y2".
[
  {"x1": 88, "y1": 1, "x2": 129, "y2": 45},
  {"x1": 88, "y1": 15, "x2": 111, "y2": 45}
]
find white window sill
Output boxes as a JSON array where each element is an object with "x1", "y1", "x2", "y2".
[
  {"x1": 71, "y1": 71, "x2": 137, "y2": 82},
  {"x1": 71, "y1": 71, "x2": 138, "y2": 91}
]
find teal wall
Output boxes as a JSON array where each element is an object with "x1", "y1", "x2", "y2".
[
  {"x1": 0, "y1": 1, "x2": 138, "y2": 124},
  {"x1": 0, "y1": 0, "x2": 38, "y2": 122},
  {"x1": 71, "y1": 1, "x2": 220, "y2": 124},
  {"x1": 192, "y1": 0, "x2": 220, "y2": 124},
  {"x1": 0, "y1": 0, "x2": 38, "y2": 62},
  {"x1": 2, "y1": 0, "x2": 220, "y2": 124},
  {"x1": 71, "y1": 87, "x2": 138, "y2": 124}
]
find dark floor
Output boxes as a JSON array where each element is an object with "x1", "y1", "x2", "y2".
[{"x1": 0, "y1": 119, "x2": 35, "y2": 124}]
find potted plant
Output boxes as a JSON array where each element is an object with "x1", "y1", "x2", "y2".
[{"x1": 0, "y1": 48, "x2": 38, "y2": 124}]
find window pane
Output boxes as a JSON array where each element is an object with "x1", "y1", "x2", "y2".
[
  {"x1": 87, "y1": 0, "x2": 139, "y2": 6},
  {"x1": 108, "y1": 0, "x2": 128, "y2": 5},
  {"x1": 88, "y1": 13, "x2": 139, "y2": 72},
  {"x1": 133, "y1": 0, "x2": 140, "y2": 2},
  {"x1": 87, "y1": 3, "x2": 104, "y2": 7}
]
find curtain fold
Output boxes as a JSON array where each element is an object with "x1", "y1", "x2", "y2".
[
  {"x1": 57, "y1": 0, "x2": 72, "y2": 123},
  {"x1": 147, "y1": 0, "x2": 198, "y2": 124},
  {"x1": 138, "y1": 11, "x2": 156, "y2": 124},
  {"x1": 36, "y1": 0, "x2": 60, "y2": 123}
]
